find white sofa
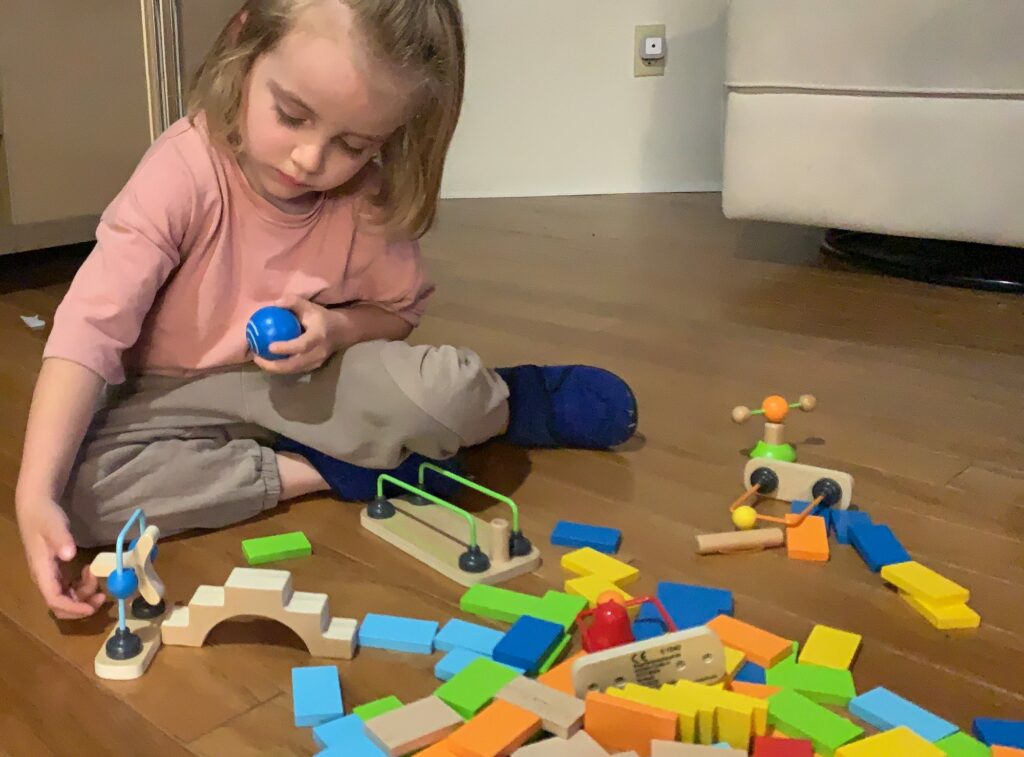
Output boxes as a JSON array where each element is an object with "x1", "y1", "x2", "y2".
[{"x1": 721, "y1": 0, "x2": 1024, "y2": 249}]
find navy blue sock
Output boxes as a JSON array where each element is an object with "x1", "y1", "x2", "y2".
[
  {"x1": 495, "y1": 365, "x2": 637, "y2": 449},
  {"x1": 274, "y1": 436, "x2": 464, "y2": 501}
]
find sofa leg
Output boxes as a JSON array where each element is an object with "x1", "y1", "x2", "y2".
[{"x1": 821, "y1": 230, "x2": 1024, "y2": 293}]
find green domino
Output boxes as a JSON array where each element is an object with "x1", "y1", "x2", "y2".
[
  {"x1": 935, "y1": 732, "x2": 990, "y2": 757},
  {"x1": 766, "y1": 661, "x2": 856, "y2": 706},
  {"x1": 353, "y1": 695, "x2": 403, "y2": 721},
  {"x1": 768, "y1": 688, "x2": 863, "y2": 756},
  {"x1": 459, "y1": 585, "x2": 545, "y2": 624},
  {"x1": 538, "y1": 591, "x2": 588, "y2": 630},
  {"x1": 241, "y1": 531, "x2": 312, "y2": 565},
  {"x1": 769, "y1": 641, "x2": 800, "y2": 670},
  {"x1": 537, "y1": 633, "x2": 572, "y2": 674},
  {"x1": 434, "y1": 657, "x2": 521, "y2": 719}
]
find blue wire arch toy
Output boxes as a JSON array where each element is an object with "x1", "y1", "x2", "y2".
[{"x1": 88, "y1": 508, "x2": 166, "y2": 679}]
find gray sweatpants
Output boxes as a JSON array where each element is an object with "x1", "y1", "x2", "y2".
[{"x1": 64, "y1": 340, "x2": 509, "y2": 546}]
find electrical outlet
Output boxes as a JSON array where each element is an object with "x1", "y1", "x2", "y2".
[{"x1": 634, "y1": 24, "x2": 666, "y2": 77}]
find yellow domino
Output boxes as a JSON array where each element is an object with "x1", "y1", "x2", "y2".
[
  {"x1": 670, "y1": 680, "x2": 768, "y2": 749},
  {"x1": 723, "y1": 647, "x2": 747, "y2": 681},
  {"x1": 798, "y1": 625, "x2": 862, "y2": 670},
  {"x1": 564, "y1": 575, "x2": 633, "y2": 608},
  {"x1": 835, "y1": 726, "x2": 944, "y2": 756},
  {"x1": 561, "y1": 547, "x2": 639, "y2": 587},
  {"x1": 607, "y1": 683, "x2": 698, "y2": 743},
  {"x1": 899, "y1": 591, "x2": 980, "y2": 630},
  {"x1": 880, "y1": 561, "x2": 969, "y2": 605}
]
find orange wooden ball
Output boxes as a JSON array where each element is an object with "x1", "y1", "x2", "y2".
[
  {"x1": 597, "y1": 590, "x2": 626, "y2": 606},
  {"x1": 761, "y1": 395, "x2": 789, "y2": 423}
]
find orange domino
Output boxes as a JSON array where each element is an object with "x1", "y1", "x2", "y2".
[
  {"x1": 448, "y1": 699, "x2": 541, "y2": 756},
  {"x1": 417, "y1": 739, "x2": 460, "y2": 756},
  {"x1": 992, "y1": 748, "x2": 1024, "y2": 757},
  {"x1": 785, "y1": 514, "x2": 829, "y2": 562},
  {"x1": 538, "y1": 651, "x2": 586, "y2": 696},
  {"x1": 584, "y1": 691, "x2": 678, "y2": 757},
  {"x1": 728, "y1": 681, "x2": 781, "y2": 700},
  {"x1": 706, "y1": 615, "x2": 792, "y2": 667}
]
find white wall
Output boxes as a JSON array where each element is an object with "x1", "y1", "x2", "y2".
[{"x1": 440, "y1": 0, "x2": 728, "y2": 198}]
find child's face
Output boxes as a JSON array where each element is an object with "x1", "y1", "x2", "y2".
[{"x1": 239, "y1": 3, "x2": 414, "y2": 211}]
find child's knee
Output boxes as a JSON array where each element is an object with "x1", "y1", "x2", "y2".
[{"x1": 376, "y1": 342, "x2": 509, "y2": 446}]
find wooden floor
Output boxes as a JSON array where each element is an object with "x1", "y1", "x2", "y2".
[{"x1": 1, "y1": 193, "x2": 1022, "y2": 755}]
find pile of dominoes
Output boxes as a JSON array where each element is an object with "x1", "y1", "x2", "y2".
[{"x1": 284, "y1": 521, "x2": 1021, "y2": 756}]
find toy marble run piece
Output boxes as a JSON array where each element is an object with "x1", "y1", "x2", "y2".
[
  {"x1": 729, "y1": 459, "x2": 853, "y2": 532},
  {"x1": 360, "y1": 462, "x2": 542, "y2": 587},
  {"x1": 576, "y1": 591, "x2": 677, "y2": 653},
  {"x1": 732, "y1": 393, "x2": 816, "y2": 462},
  {"x1": 88, "y1": 507, "x2": 166, "y2": 680}
]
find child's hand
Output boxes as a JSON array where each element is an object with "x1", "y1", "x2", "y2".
[
  {"x1": 16, "y1": 498, "x2": 105, "y2": 619},
  {"x1": 253, "y1": 295, "x2": 354, "y2": 375}
]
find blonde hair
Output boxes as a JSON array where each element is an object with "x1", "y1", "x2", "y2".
[{"x1": 187, "y1": 0, "x2": 465, "y2": 239}]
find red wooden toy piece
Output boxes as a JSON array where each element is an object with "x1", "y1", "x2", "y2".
[{"x1": 577, "y1": 591, "x2": 677, "y2": 652}]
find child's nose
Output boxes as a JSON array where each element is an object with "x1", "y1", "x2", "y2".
[{"x1": 291, "y1": 141, "x2": 325, "y2": 177}]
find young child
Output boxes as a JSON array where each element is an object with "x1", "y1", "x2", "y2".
[{"x1": 14, "y1": 0, "x2": 637, "y2": 620}]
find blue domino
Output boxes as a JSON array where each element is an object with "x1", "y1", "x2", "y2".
[
  {"x1": 316, "y1": 745, "x2": 385, "y2": 757},
  {"x1": 972, "y1": 718, "x2": 1024, "y2": 748},
  {"x1": 633, "y1": 602, "x2": 667, "y2": 641},
  {"x1": 829, "y1": 509, "x2": 873, "y2": 544},
  {"x1": 492, "y1": 615, "x2": 563, "y2": 675},
  {"x1": 849, "y1": 687, "x2": 957, "y2": 742},
  {"x1": 292, "y1": 666, "x2": 343, "y2": 728},
  {"x1": 733, "y1": 660, "x2": 767, "y2": 684},
  {"x1": 550, "y1": 520, "x2": 622, "y2": 554},
  {"x1": 657, "y1": 581, "x2": 734, "y2": 629},
  {"x1": 435, "y1": 648, "x2": 486, "y2": 681},
  {"x1": 790, "y1": 499, "x2": 829, "y2": 518},
  {"x1": 313, "y1": 714, "x2": 385, "y2": 754},
  {"x1": 357, "y1": 613, "x2": 438, "y2": 654},
  {"x1": 435, "y1": 647, "x2": 525, "y2": 681},
  {"x1": 434, "y1": 618, "x2": 504, "y2": 656},
  {"x1": 848, "y1": 523, "x2": 910, "y2": 572}
]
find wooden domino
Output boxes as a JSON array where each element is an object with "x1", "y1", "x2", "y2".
[
  {"x1": 799, "y1": 625, "x2": 861, "y2": 670},
  {"x1": 364, "y1": 695, "x2": 463, "y2": 756},
  {"x1": 706, "y1": 615, "x2": 793, "y2": 668},
  {"x1": 785, "y1": 515, "x2": 829, "y2": 562},
  {"x1": 497, "y1": 675, "x2": 585, "y2": 738},
  {"x1": 513, "y1": 730, "x2": 610, "y2": 756},
  {"x1": 561, "y1": 548, "x2": 639, "y2": 587},
  {"x1": 584, "y1": 691, "x2": 678, "y2": 756},
  {"x1": 834, "y1": 726, "x2": 944, "y2": 756},
  {"x1": 880, "y1": 561, "x2": 969, "y2": 604},
  {"x1": 447, "y1": 699, "x2": 541, "y2": 755}
]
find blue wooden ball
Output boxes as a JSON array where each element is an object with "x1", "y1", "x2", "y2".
[
  {"x1": 246, "y1": 306, "x2": 303, "y2": 360},
  {"x1": 107, "y1": 568, "x2": 139, "y2": 600}
]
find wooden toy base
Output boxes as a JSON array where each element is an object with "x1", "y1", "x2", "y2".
[
  {"x1": 95, "y1": 615, "x2": 162, "y2": 681},
  {"x1": 360, "y1": 498, "x2": 542, "y2": 587},
  {"x1": 570, "y1": 627, "x2": 726, "y2": 697},
  {"x1": 743, "y1": 458, "x2": 853, "y2": 510}
]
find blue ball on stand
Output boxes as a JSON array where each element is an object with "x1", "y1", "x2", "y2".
[
  {"x1": 246, "y1": 306, "x2": 303, "y2": 360},
  {"x1": 107, "y1": 568, "x2": 139, "y2": 600}
]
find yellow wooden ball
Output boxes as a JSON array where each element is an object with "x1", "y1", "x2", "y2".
[{"x1": 732, "y1": 505, "x2": 758, "y2": 530}]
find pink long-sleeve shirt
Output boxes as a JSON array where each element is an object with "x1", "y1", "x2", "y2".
[{"x1": 44, "y1": 113, "x2": 433, "y2": 385}]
